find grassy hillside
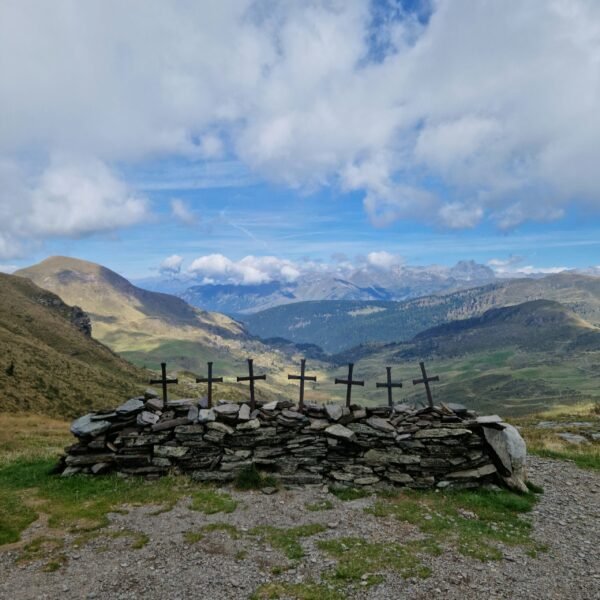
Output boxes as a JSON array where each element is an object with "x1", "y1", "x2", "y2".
[
  {"x1": 319, "y1": 301, "x2": 600, "y2": 416},
  {"x1": 243, "y1": 273, "x2": 600, "y2": 353},
  {"x1": 0, "y1": 273, "x2": 148, "y2": 417},
  {"x1": 15, "y1": 256, "x2": 302, "y2": 395}
]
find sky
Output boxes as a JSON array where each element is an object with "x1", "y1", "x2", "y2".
[{"x1": 1, "y1": 0, "x2": 599, "y2": 281}]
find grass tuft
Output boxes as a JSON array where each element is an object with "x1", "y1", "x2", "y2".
[
  {"x1": 305, "y1": 499, "x2": 334, "y2": 512},
  {"x1": 234, "y1": 464, "x2": 278, "y2": 490},
  {"x1": 251, "y1": 582, "x2": 345, "y2": 600},
  {"x1": 250, "y1": 523, "x2": 326, "y2": 560},
  {"x1": 328, "y1": 487, "x2": 370, "y2": 501}
]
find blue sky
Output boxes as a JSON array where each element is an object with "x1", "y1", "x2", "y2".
[{"x1": 1, "y1": 1, "x2": 599, "y2": 280}]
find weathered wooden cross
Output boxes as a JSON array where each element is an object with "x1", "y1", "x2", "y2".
[
  {"x1": 376, "y1": 366, "x2": 403, "y2": 407},
  {"x1": 237, "y1": 358, "x2": 266, "y2": 412},
  {"x1": 149, "y1": 362, "x2": 178, "y2": 410},
  {"x1": 196, "y1": 361, "x2": 222, "y2": 408},
  {"x1": 287, "y1": 358, "x2": 317, "y2": 411},
  {"x1": 335, "y1": 362, "x2": 364, "y2": 407},
  {"x1": 412, "y1": 361, "x2": 439, "y2": 408}
]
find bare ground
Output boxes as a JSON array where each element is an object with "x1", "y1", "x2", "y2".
[{"x1": 0, "y1": 456, "x2": 598, "y2": 600}]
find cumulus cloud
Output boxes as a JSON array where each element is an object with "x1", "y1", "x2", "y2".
[
  {"x1": 159, "y1": 254, "x2": 184, "y2": 275},
  {"x1": 488, "y1": 256, "x2": 568, "y2": 276},
  {"x1": 1, "y1": 0, "x2": 600, "y2": 248},
  {"x1": 0, "y1": 157, "x2": 147, "y2": 259},
  {"x1": 187, "y1": 254, "x2": 301, "y2": 285}
]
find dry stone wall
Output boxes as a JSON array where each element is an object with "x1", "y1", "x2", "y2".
[{"x1": 59, "y1": 392, "x2": 527, "y2": 492}]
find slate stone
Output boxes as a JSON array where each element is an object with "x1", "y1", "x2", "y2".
[
  {"x1": 65, "y1": 453, "x2": 115, "y2": 466},
  {"x1": 90, "y1": 412, "x2": 117, "y2": 421},
  {"x1": 366, "y1": 417, "x2": 395, "y2": 433},
  {"x1": 144, "y1": 388, "x2": 159, "y2": 399},
  {"x1": 91, "y1": 463, "x2": 111, "y2": 475},
  {"x1": 145, "y1": 398, "x2": 163, "y2": 412},
  {"x1": 236, "y1": 419, "x2": 260, "y2": 431},
  {"x1": 557, "y1": 432, "x2": 589, "y2": 445},
  {"x1": 386, "y1": 472, "x2": 414, "y2": 484},
  {"x1": 154, "y1": 445, "x2": 190, "y2": 458},
  {"x1": 61, "y1": 466, "x2": 82, "y2": 477},
  {"x1": 151, "y1": 417, "x2": 191, "y2": 432},
  {"x1": 198, "y1": 409, "x2": 216, "y2": 423},
  {"x1": 198, "y1": 397, "x2": 209, "y2": 409},
  {"x1": 309, "y1": 418, "x2": 330, "y2": 431},
  {"x1": 71, "y1": 414, "x2": 112, "y2": 438},
  {"x1": 447, "y1": 403, "x2": 468, "y2": 415},
  {"x1": 137, "y1": 411, "x2": 160, "y2": 426},
  {"x1": 116, "y1": 398, "x2": 145, "y2": 416},
  {"x1": 363, "y1": 448, "x2": 420, "y2": 466},
  {"x1": 447, "y1": 463, "x2": 497, "y2": 479},
  {"x1": 207, "y1": 421, "x2": 235, "y2": 434},
  {"x1": 214, "y1": 403, "x2": 240, "y2": 417},
  {"x1": 483, "y1": 423, "x2": 528, "y2": 492},
  {"x1": 476, "y1": 415, "x2": 504, "y2": 425},
  {"x1": 238, "y1": 404, "x2": 251, "y2": 421},
  {"x1": 262, "y1": 400, "x2": 279, "y2": 411},
  {"x1": 282, "y1": 409, "x2": 307, "y2": 420},
  {"x1": 167, "y1": 399, "x2": 195, "y2": 409},
  {"x1": 414, "y1": 428, "x2": 471, "y2": 439},
  {"x1": 325, "y1": 424, "x2": 356, "y2": 441},
  {"x1": 354, "y1": 476, "x2": 380, "y2": 485},
  {"x1": 325, "y1": 404, "x2": 343, "y2": 421}
]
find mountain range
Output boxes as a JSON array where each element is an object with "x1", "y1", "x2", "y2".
[
  {"x1": 242, "y1": 272, "x2": 600, "y2": 353},
  {"x1": 137, "y1": 260, "x2": 498, "y2": 315},
  {"x1": 15, "y1": 257, "x2": 300, "y2": 389}
]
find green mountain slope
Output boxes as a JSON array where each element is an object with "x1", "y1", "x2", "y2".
[
  {"x1": 243, "y1": 273, "x2": 600, "y2": 353},
  {"x1": 322, "y1": 300, "x2": 600, "y2": 416},
  {"x1": 0, "y1": 273, "x2": 148, "y2": 417},
  {"x1": 15, "y1": 256, "x2": 299, "y2": 391}
]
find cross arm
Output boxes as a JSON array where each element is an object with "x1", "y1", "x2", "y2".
[{"x1": 288, "y1": 374, "x2": 317, "y2": 381}]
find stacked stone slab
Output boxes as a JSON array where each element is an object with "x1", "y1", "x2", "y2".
[{"x1": 59, "y1": 392, "x2": 527, "y2": 492}]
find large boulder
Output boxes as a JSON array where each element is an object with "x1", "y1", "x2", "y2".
[{"x1": 482, "y1": 423, "x2": 528, "y2": 493}]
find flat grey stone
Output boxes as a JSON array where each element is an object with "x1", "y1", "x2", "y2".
[
  {"x1": 207, "y1": 421, "x2": 234, "y2": 434},
  {"x1": 71, "y1": 414, "x2": 112, "y2": 438},
  {"x1": 198, "y1": 408, "x2": 216, "y2": 423},
  {"x1": 236, "y1": 419, "x2": 260, "y2": 431},
  {"x1": 238, "y1": 404, "x2": 251, "y2": 421},
  {"x1": 262, "y1": 401, "x2": 279, "y2": 411},
  {"x1": 91, "y1": 463, "x2": 111, "y2": 475},
  {"x1": 151, "y1": 417, "x2": 190, "y2": 432},
  {"x1": 116, "y1": 398, "x2": 145, "y2": 415},
  {"x1": 325, "y1": 404, "x2": 343, "y2": 421},
  {"x1": 61, "y1": 466, "x2": 82, "y2": 477},
  {"x1": 153, "y1": 445, "x2": 189, "y2": 458},
  {"x1": 414, "y1": 428, "x2": 471, "y2": 439},
  {"x1": 281, "y1": 409, "x2": 307, "y2": 420},
  {"x1": 145, "y1": 397, "x2": 163, "y2": 412},
  {"x1": 363, "y1": 448, "x2": 420, "y2": 466},
  {"x1": 386, "y1": 472, "x2": 414, "y2": 484},
  {"x1": 325, "y1": 424, "x2": 356, "y2": 441},
  {"x1": 309, "y1": 418, "x2": 330, "y2": 431},
  {"x1": 447, "y1": 463, "x2": 497, "y2": 479},
  {"x1": 261, "y1": 486, "x2": 278, "y2": 495},
  {"x1": 137, "y1": 411, "x2": 159, "y2": 426},
  {"x1": 558, "y1": 432, "x2": 589, "y2": 445},
  {"x1": 476, "y1": 415, "x2": 503, "y2": 425},
  {"x1": 187, "y1": 405, "x2": 199, "y2": 422},
  {"x1": 214, "y1": 403, "x2": 239, "y2": 417},
  {"x1": 144, "y1": 388, "x2": 159, "y2": 399},
  {"x1": 366, "y1": 417, "x2": 395, "y2": 433}
]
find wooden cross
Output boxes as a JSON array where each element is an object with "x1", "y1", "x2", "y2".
[
  {"x1": 236, "y1": 358, "x2": 266, "y2": 412},
  {"x1": 376, "y1": 366, "x2": 403, "y2": 407},
  {"x1": 149, "y1": 362, "x2": 178, "y2": 410},
  {"x1": 196, "y1": 361, "x2": 222, "y2": 408},
  {"x1": 287, "y1": 358, "x2": 317, "y2": 411},
  {"x1": 412, "y1": 361, "x2": 439, "y2": 408},
  {"x1": 335, "y1": 362, "x2": 364, "y2": 407}
]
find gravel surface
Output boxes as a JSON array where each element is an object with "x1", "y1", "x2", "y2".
[{"x1": 0, "y1": 456, "x2": 598, "y2": 600}]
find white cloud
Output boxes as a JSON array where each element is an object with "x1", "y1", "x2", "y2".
[
  {"x1": 159, "y1": 254, "x2": 184, "y2": 275},
  {"x1": 1, "y1": 0, "x2": 600, "y2": 245},
  {"x1": 487, "y1": 255, "x2": 568, "y2": 277},
  {"x1": 187, "y1": 254, "x2": 301, "y2": 285},
  {"x1": 171, "y1": 199, "x2": 199, "y2": 226},
  {"x1": 0, "y1": 264, "x2": 18, "y2": 274},
  {"x1": 367, "y1": 251, "x2": 404, "y2": 270},
  {"x1": 0, "y1": 157, "x2": 147, "y2": 259}
]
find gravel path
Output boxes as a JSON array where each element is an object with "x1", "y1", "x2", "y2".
[{"x1": 0, "y1": 456, "x2": 598, "y2": 600}]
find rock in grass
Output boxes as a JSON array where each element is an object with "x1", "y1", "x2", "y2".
[
  {"x1": 71, "y1": 414, "x2": 112, "y2": 438},
  {"x1": 482, "y1": 423, "x2": 528, "y2": 493}
]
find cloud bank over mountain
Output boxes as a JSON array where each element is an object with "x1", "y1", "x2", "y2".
[{"x1": 2, "y1": 0, "x2": 600, "y2": 258}]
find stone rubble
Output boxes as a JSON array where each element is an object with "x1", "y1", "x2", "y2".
[{"x1": 59, "y1": 393, "x2": 528, "y2": 491}]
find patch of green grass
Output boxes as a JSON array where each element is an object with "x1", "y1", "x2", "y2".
[
  {"x1": 234, "y1": 464, "x2": 278, "y2": 490},
  {"x1": 253, "y1": 581, "x2": 346, "y2": 600},
  {"x1": 305, "y1": 499, "x2": 334, "y2": 512},
  {"x1": 328, "y1": 487, "x2": 370, "y2": 501},
  {"x1": 367, "y1": 488, "x2": 541, "y2": 561},
  {"x1": 189, "y1": 489, "x2": 238, "y2": 514},
  {"x1": 235, "y1": 549, "x2": 248, "y2": 561},
  {"x1": 184, "y1": 531, "x2": 205, "y2": 544},
  {"x1": 0, "y1": 458, "x2": 238, "y2": 546},
  {"x1": 317, "y1": 537, "x2": 431, "y2": 584},
  {"x1": 251, "y1": 582, "x2": 345, "y2": 600},
  {"x1": 250, "y1": 524, "x2": 327, "y2": 560}
]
